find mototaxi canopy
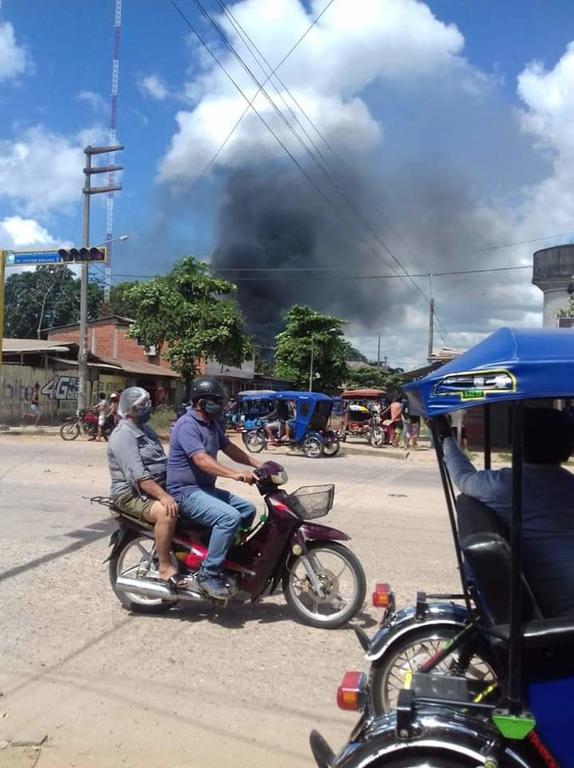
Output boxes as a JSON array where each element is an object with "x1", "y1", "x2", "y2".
[
  {"x1": 405, "y1": 327, "x2": 574, "y2": 418},
  {"x1": 341, "y1": 388, "x2": 387, "y2": 399}
]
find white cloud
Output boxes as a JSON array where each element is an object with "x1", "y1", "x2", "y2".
[
  {"x1": 158, "y1": 0, "x2": 464, "y2": 182},
  {"x1": 0, "y1": 21, "x2": 28, "y2": 83},
  {"x1": 0, "y1": 124, "x2": 105, "y2": 215},
  {"x1": 77, "y1": 90, "x2": 107, "y2": 113},
  {"x1": 138, "y1": 74, "x2": 170, "y2": 101},
  {"x1": 0, "y1": 215, "x2": 58, "y2": 248}
]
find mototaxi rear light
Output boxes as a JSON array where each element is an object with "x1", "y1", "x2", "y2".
[
  {"x1": 336, "y1": 671, "x2": 366, "y2": 711},
  {"x1": 372, "y1": 582, "x2": 392, "y2": 608}
]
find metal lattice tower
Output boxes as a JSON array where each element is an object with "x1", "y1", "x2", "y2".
[{"x1": 104, "y1": 0, "x2": 122, "y2": 303}]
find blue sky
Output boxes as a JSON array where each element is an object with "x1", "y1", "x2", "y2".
[{"x1": 1, "y1": 0, "x2": 574, "y2": 366}]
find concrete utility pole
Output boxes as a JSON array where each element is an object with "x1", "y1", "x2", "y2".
[
  {"x1": 427, "y1": 273, "x2": 434, "y2": 363},
  {"x1": 78, "y1": 145, "x2": 123, "y2": 412},
  {"x1": 377, "y1": 334, "x2": 381, "y2": 368}
]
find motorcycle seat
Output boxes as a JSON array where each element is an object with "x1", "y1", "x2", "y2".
[{"x1": 115, "y1": 511, "x2": 210, "y2": 539}]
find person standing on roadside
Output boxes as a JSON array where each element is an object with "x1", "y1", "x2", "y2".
[
  {"x1": 95, "y1": 392, "x2": 108, "y2": 441},
  {"x1": 30, "y1": 382, "x2": 41, "y2": 426}
]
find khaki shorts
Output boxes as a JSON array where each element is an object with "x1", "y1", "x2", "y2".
[{"x1": 113, "y1": 490, "x2": 155, "y2": 522}]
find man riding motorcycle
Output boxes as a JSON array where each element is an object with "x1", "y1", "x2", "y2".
[{"x1": 167, "y1": 377, "x2": 261, "y2": 600}]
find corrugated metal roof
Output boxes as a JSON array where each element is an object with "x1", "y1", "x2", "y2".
[
  {"x1": 97, "y1": 356, "x2": 180, "y2": 378},
  {"x1": 2, "y1": 338, "x2": 72, "y2": 353}
]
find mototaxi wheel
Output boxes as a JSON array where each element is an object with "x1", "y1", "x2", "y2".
[
  {"x1": 302, "y1": 435, "x2": 323, "y2": 458},
  {"x1": 283, "y1": 542, "x2": 366, "y2": 628},
  {"x1": 245, "y1": 429, "x2": 266, "y2": 453},
  {"x1": 109, "y1": 531, "x2": 175, "y2": 614},
  {"x1": 60, "y1": 420, "x2": 80, "y2": 441},
  {"x1": 369, "y1": 625, "x2": 497, "y2": 713}
]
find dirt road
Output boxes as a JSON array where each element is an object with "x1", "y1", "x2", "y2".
[{"x1": 0, "y1": 437, "x2": 456, "y2": 767}]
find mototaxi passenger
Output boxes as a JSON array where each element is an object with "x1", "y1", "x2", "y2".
[
  {"x1": 167, "y1": 377, "x2": 261, "y2": 600},
  {"x1": 264, "y1": 398, "x2": 289, "y2": 445},
  {"x1": 436, "y1": 407, "x2": 574, "y2": 618}
]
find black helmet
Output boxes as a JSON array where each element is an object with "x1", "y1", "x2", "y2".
[{"x1": 190, "y1": 376, "x2": 226, "y2": 404}]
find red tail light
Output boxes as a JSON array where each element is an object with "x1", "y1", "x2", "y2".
[
  {"x1": 336, "y1": 671, "x2": 366, "y2": 711},
  {"x1": 372, "y1": 582, "x2": 392, "y2": 608}
]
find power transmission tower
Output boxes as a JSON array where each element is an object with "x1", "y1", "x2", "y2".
[{"x1": 104, "y1": 0, "x2": 122, "y2": 304}]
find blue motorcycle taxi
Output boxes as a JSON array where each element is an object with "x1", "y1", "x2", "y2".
[
  {"x1": 311, "y1": 327, "x2": 574, "y2": 768},
  {"x1": 241, "y1": 390, "x2": 341, "y2": 458}
]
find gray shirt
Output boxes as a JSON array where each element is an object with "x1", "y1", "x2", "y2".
[
  {"x1": 107, "y1": 419, "x2": 167, "y2": 498},
  {"x1": 444, "y1": 436, "x2": 574, "y2": 618}
]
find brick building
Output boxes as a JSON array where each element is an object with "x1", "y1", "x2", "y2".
[{"x1": 47, "y1": 316, "x2": 179, "y2": 405}]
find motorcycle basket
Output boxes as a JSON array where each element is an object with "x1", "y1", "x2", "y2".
[{"x1": 286, "y1": 484, "x2": 335, "y2": 520}]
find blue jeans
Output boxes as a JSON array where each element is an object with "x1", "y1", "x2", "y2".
[{"x1": 178, "y1": 488, "x2": 256, "y2": 576}]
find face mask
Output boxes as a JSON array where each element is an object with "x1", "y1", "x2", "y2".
[
  {"x1": 203, "y1": 399, "x2": 223, "y2": 419},
  {"x1": 136, "y1": 406, "x2": 153, "y2": 424}
]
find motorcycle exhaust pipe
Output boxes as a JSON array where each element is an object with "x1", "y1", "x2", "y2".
[{"x1": 115, "y1": 575, "x2": 204, "y2": 602}]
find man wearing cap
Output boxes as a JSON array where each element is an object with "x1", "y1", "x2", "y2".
[
  {"x1": 108, "y1": 386, "x2": 184, "y2": 589},
  {"x1": 168, "y1": 376, "x2": 261, "y2": 599}
]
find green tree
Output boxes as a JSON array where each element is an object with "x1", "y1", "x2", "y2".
[
  {"x1": 126, "y1": 257, "x2": 251, "y2": 390},
  {"x1": 274, "y1": 305, "x2": 349, "y2": 392},
  {"x1": 108, "y1": 281, "x2": 142, "y2": 318},
  {"x1": 4, "y1": 266, "x2": 103, "y2": 338},
  {"x1": 346, "y1": 366, "x2": 388, "y2": 389},
  {"x1": 343, "y1": 341, "x2": 368, "y2": 363}
]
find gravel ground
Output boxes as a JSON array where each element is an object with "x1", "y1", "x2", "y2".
[{"x1": 0, "y1": 436, "x2": 457, "y2": 767}]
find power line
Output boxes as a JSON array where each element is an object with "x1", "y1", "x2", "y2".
[
  {"x1": 111, "y1": 263, "x2": 531, "y2": 281},
  {"x1": 189, "y1": 0, "x2": 337, "y2": 183},
  {"x1": 213, "y1": 0, "x2": 432, "y2": 306},
  {"x1": 173, "y1": 0, "x2": 433, "y2": 311}
]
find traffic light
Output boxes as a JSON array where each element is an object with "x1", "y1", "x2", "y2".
[{"x1": 58, "y1": 247, "x2": 107, "y2": 263}]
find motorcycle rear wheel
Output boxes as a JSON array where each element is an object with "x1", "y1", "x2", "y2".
[
  {"x1": 109, "y1": 532, "x2": 175, "y2": 614},
  {"x1": 283, "y1": 542, "x2": 366, "y2": 629},
  {"x1": 369, "y1": 625, "x2": 497, "y2": 713},
  {"x1": 60, "y1": 421, "x2": 80, "y2": 441}
]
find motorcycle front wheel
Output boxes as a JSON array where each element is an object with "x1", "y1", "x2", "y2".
[
  {"x1": 369, "y1": 625, "x2": 497, "y2": 713},
  {"x1": 369, "y1": 427, "x2": 385, "y2": 448},
  {"x1": 322, "y1": 438, "x2": 340, "y2": 457},
  {"x1": 244, "y1": 430, "x2": 266, "y2": 453},
  {"x1": 283, "y1": 542, "x2": 366, "y2": 629},
  {"x1": 60, "y1": 420, "x2": 80, "y2": 441},
  {"x1": 302, "y1": 435, "x2": 323, "y2": 458}
]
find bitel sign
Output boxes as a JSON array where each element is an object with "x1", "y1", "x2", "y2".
[{"x1": 5, "y1": 247, "x2": 107, "y2": 265}]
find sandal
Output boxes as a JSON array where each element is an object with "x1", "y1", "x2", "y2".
[{"x1": 159, "y1": 573, "x2": 187, "y2": 591}]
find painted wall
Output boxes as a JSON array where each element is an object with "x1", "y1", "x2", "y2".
[{"x1": 0, "y1": 365, "x2": 128, "y2": 423}]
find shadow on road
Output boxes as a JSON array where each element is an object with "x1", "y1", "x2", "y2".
[{"x1": 0, "y1": 520, "x2": 114, "y2": 584}]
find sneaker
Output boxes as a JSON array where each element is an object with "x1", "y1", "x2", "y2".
[{"x1": 197, "y1": 571, "x2": 230, "y2": 600}]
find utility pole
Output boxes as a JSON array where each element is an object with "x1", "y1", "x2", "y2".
[
  {"x1": 377, "y1": 334, "x2": 381, "y2": 368},
  {"x1": 427, "y1": 273, "x2": 434, "y2": 363},
  {"x1": 308, "y1": 337, "x2": 315, "y2": 392},
  {"x1": 78, "y1": 144, "x2": 123, "y2": 412}
]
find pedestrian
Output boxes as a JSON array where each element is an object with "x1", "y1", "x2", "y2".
[
  {"x1": 95, "y1": 392, "x2": 108, "y2": 441},
  {"x1": 389, "y1": 397, "x2": 403, "y2": 448},
  {"x1": 108, "y1": 393, "x2": 119, "y2": 427},
  {"x1": 26, "y1": 382, "x2": 42, "y2": 426}
]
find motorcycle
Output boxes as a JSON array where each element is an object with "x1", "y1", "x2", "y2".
[
  {"x1": 60, "y1": 409, "x2": 113, "y2": 441},
  {"x1": 101, "y1": 461, "x2": 366, "y2": 629}
]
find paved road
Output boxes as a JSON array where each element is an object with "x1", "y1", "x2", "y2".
[{"x1": 0, "y1": 437, "x2": 457, "y2": 767}]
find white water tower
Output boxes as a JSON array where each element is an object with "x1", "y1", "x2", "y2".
[{"x1": 532, "y1": 244, "x2": 574, "y2": 327}]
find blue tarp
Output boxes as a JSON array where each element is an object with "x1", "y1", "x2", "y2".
[{"x1": 405, "y1": 327, "x2": 574, "y2": 417}]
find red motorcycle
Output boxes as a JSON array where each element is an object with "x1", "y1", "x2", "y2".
[
  {"x1": 60, "y1": 409, "x2": 113, "y2": 441},
  {"x1": 102, "y1": 462, "x2": 366, "y2": 629}
]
